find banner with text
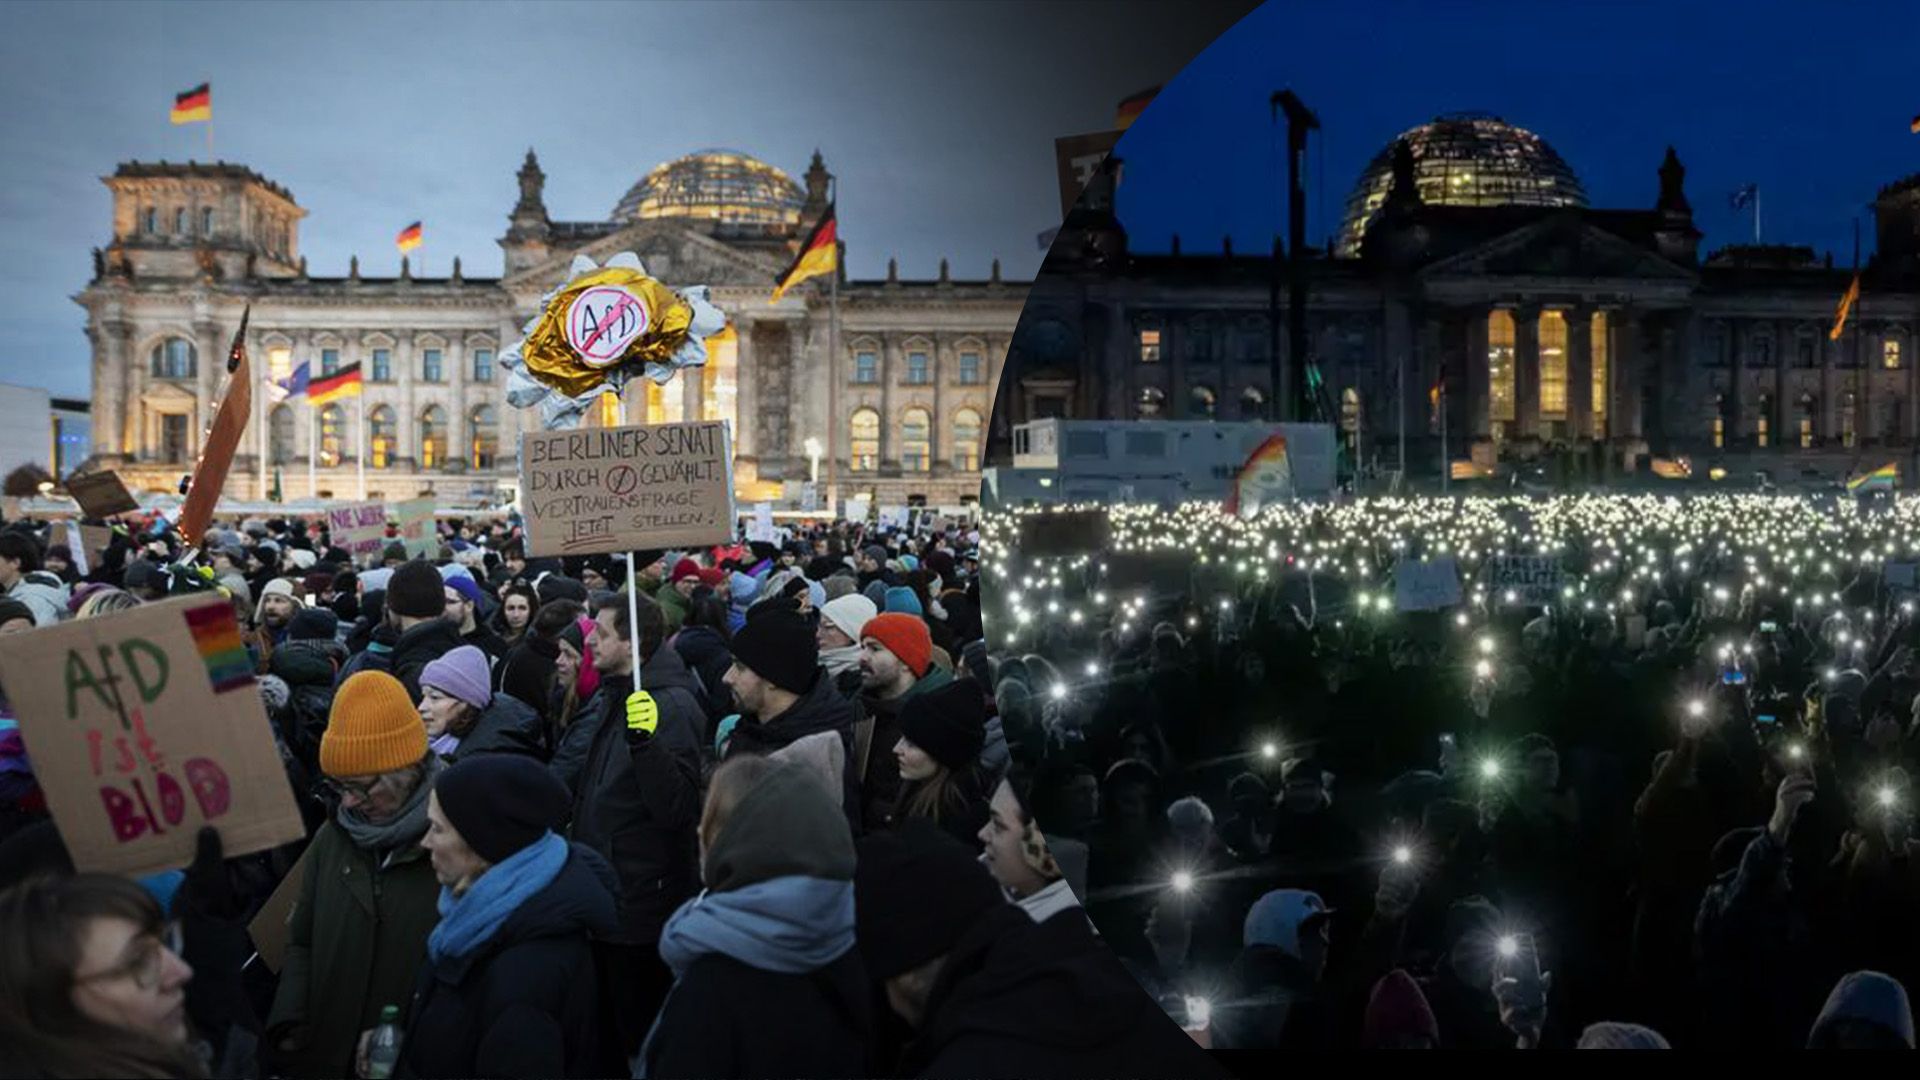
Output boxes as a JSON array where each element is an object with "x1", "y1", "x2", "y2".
[
  {"x1": 393, "y1": 497, "x2": 437, "y2": 559},
  {"x1": 66, "y1": 470, "x2": 140, "y2": 519},
  {"x1": 520, "y1": 420, "x2": 735, "y2": 556},
  {"x1": 1395, "y1": 557, "x2": 1463, "y2": 611},
  {"x1": 0, "y1": 595, "x2": 305, "y2": 877},
  {"x1": 326, "y1": 501, "x2": 388, "y2": 563},
  {"x1": 1490, "y1": 555, "x2": 1565, "y2": 607}
]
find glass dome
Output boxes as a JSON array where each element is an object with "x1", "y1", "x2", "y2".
[
  {"x1": 611, "y1": 149, "x2": 804, "y2": 230},
  {"x1": 1338, "y1": 114, "x2": 1587, "y2": 256}
]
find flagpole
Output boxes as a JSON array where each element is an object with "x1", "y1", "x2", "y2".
[
  {"x1": 308, "y1": 399, "x2": 317, "y2": 501},
  {"x1": 257, "y1": 373, "x2": 268, "y2": 499},
  {"x1": 826, "y1": 173, "x2": 841, "y2": 517},
  {"x1": 356, "y1": 392, "x2": 366, "y2": 500}
]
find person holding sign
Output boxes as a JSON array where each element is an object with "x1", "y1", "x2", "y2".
[
  {"x1": 267, "y1": 671, "x2": 443, "y2": 1078},
  {"x1": 561, "y1": 592, "x2": 705, "y2": 1069}
]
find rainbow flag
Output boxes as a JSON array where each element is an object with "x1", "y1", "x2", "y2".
[
  {"x1": 170, "y1": 83, "x2": 210, "y2": 125},
  {"x1": 396, "y1": 221, "x2": 423, "y2": 253},
  {"x1": 183, "y1": 601, "x2": 254, "y2": 694},
  {"x1": 1847, "y1": 463, "x2": 1898, "y2": 494},
  {"x1": 1224, "y1": 434, "x2": 1293, "y2": 518}
]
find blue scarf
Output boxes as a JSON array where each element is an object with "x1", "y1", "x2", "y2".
[
  {"x1": 639, "y1": 876, "x2": 853, "y2": 1076},
  {"x1": 427, "y1": 831, "x2": 568, "y2": 964}
]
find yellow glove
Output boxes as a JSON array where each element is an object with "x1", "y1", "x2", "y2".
[{"x1": 625, "y1": 690, "x2": 659, "y2": 738}]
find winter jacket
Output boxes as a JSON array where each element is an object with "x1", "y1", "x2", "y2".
[
  {"x1": 398, "y1": 846, "x2": 619, "y2": 1078},
  {"x1": 446, "y1": 692, "x2": 545, "y2": 763},
  {"x1": 671, "y1": 623, "x2": 735, "y2": 723},
  {"x1": 658, "y1": 586, "x2": 690, "y2": 635},
  {"x1": 563, "y1": 654, "x2": 705, "y2": 946},
  {"x1": 461, "y1": 624, "x2": 511, "y2": 667},
  {"x1": 724, "y1": 668, "x2": 861, "y2": 827},
  {"x1": 1210, "y1": 945, "x2": 1328, "y2": 1050},
  {"x1": 642, "y1": 950, "x2": 870, "y2": 1079},
  {"x1": 8, "y1": 572, "x2": 67, "y2": 628},
  {"x1": 901, "y1": 904, "x2": 1225, "y2": 1079},
  {"x1": 856, "y1": 668, "x2": 952, "y2": 833},
  {"x1": 265, "y1": 818, "x2": 441, "y2": 1078},
  {"x1": 1694, "y1": 828, "x2": 1823, "y2": 1048},
  {"x1": 378, "y1": 618, "x2": 465, "y2": 703},
  {"x1": 268, "y1": 638, "x2": 345, "y2": 771}
]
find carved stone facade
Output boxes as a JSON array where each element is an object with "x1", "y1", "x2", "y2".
[
  {"x1": 77, "y1": 152, "x2": 1023, "y2": 506},
  {"x1": 995, "y1": 143, "x2": 1920, "y2": 485}
]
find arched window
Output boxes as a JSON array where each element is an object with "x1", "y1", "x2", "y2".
[
  {"x1": 1488, "y1": 310, "x2": 1515, "y2": 427},
  {"x1": 368, "y1": 406, "x2": 396, "y2": 468},
  {"x1": 420, "y1": 405, "x2": 446, "y2": 469},
  {"x1": 1239, "y1": 386, "x2": 1266, "y2": 420},
  {"x1": 1749, "y1": 333, "x2": 1774, "y2": 370},
  {"x1": 1189, "y1": 385, "x2": 1216, "y2": 419},
  {"x1": 952, "y1": 408, "x2": 982, "y2": 471},
  {"x1": 850, "y1": 409, "x2": 880, "y2": 471},
  {"x1": 1137, "y1": 386, "x2": 1166, "y2": 419},
  {"x1": 1710, "y1": 394, "x2": 1726, "y2": 449},
  {"x1": 149, "y1": 337, "x2": 196, "y2": 379},
  {"x1": 1755, "y1": 394, "x2": 1771, "y2": 449},
  {"x1": 269, "y1": 405, "x2": 294, "y2": 465},
  {"x1": 318, "y1": 404, "x2": 345, "y2": 467},
  {"x1": 1798, "y1": 393, "x2": 1817, "y2": 448},
  {"x1": 1887, "y1": 335, "x2": 1906, "y2": 371},
  {"x1": 470, "y1": 405, "x2": 498, "y2": 470},
  {"x1": 901, "y1": 408, "x2": 932, "y2": 472}
]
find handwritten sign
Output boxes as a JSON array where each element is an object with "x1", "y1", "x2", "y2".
[
  {"x1": 1395, "y1": 557, "x2": 1463, "y2": 612},
  {"x1": 326, "y1": 501, "x2": 388, "y2": 564},
  {"x1": 394, "y1": 497, "x2": 437, "y2": 559},
  {"x1": 0, "y1": 595, "x2": 304, "y2": 878},
  {"x1": 1490, "y1": 556, "x2": 1564, "y2": 607},
  {"x1": 66, "y1": 470, "x2": 140, "y2": 519},
  {"x1": 844, "y1": 497, "x2": 871, "y2": 525},
  {"x1": 519, "y1": 419, "x2": 735, "y2": 556},
  {"x1": 746, "y1": 502, "x2": 777, "y2": 544}
]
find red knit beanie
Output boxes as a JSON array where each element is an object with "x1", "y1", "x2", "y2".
[{"x1": 862, "y1": 613, "x2": 931, "y2": 678}]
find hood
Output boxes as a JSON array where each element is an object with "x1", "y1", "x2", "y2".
[
  {"x1": 729, "y1": 572, "x2": 762, "y2": 610},
  {"x1": 1809, "y1": 970, "x2": 1916, "y2": 1048},
  {"x1": 767, "y1": 667, "x2": 855, "y2": 737},
  {"x1": 269, "y1": 637, "x2": 346, "y2": 686},
  {"x1": 488, "y1": 843, "x2": 620, "y2": 948},
  {"x1": 706, "y1": 754, "x2": 855, "y2": 892},
  {"x1": 673, "y1": 624, "x2": 732, "y2": 663},
  {"x1": 641, "y1": 641, "x2": 702, "y2": 695},
  {"x1": 459, "y1": 692, "x2": 545, "y2": 757},
  {"x1": 10, "y1": 577, "x2": 67, "y2": 605},
  {"x1": 918, "y1": 905, "x2": 1170, "y2": 1058}
]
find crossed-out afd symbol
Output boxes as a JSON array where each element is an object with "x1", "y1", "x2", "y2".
[{"x1": 566, "y1": 286, "x2": 651, "y2": 367}]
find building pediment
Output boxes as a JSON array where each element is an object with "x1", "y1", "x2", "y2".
[
  {"x1": 503, "y1": 219, "x2": 787, "y2": 292},
  {"x1": 1420, "y1": 216, "x2": 1696, "y2": 284}
]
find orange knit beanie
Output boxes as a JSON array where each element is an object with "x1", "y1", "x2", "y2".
[{"x1": 321, "y1": 670, "x2": 428, "y2": 778}]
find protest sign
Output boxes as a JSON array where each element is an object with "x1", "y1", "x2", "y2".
[
  {"x1": 0, "y1": 595, "x2": 304, "y2": 878},
  {"x1": 393, "y1": 496, "x2": 437, "y2": 559},
  {"x1": 1017, "y1": 510, "x2": 1112, "y2": 557},
  {"x1": 1395, "y1": 557, "x2": 1463, "y2": 612},
  {"x1": 325, "y1": 501, "x2": 388, "y2": 563},
  {"x1": 519, "y1": 419, "x2": 735, "y2": 557},
  {"x1": 1490, "y1": 555, "x2": 1564, "y2": 606},
  {"x1": 1886, "y1": 562, "x2": 1919, "y2": 596},
  {"x1": 745, "y1": 502, "x2": 777, "y2": 544},
  {"x1": 844, "y1": 496, "x2": 872, "y2": 524},
  {"x1": 248, "y1": 846, "x2": 309, "y2": 973},
  {"x1": 801, "y1": 481, "x2": 820, "y2": 513},
  {"x1": 66, "y1": 470, "x2": 140, "y2": 519},
  {"x1": 879, "y1": 505, "x2": 911, "y2": 531},
  {"x1": 79, "y1": 525, "x2": 114, "y2": 565}
]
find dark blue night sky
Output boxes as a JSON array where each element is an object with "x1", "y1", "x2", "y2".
[{"x1": 1116, "y1": 0, "x2": 1920, "y2": 264}]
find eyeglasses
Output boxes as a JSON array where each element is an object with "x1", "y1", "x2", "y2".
[
  {"x1": 324, "y1": 776, "x2": 379, "y2": 801},
  {"x1": 75, "y1": 921, "x2": 184, "y2": 991}
]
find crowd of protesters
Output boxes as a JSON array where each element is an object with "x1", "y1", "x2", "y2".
[
  {"x1": 982, "y1": 493, "x2": 1920, "y2": 1050},
  {"x1": 0, "y1": 506, "x2": 1221, "y2": 1078}
]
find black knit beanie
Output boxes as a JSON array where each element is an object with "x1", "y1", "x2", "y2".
[
  {"x1": 386, "y1": 560, "x2": 446, "y2": 619},
  {"x1": 287, "y1": 607, "x2": 339, "y2": 642},
  {"x1": 854, "y1": 818, "x2": 1007, "y2": 979},
  {"x1": 898, "y1": 678, "x2": 987, "y2": 772},
  {"x1": 433, "y1": 754, "x2": 569, "y2": 863},
  {"x1": 729, "y1": 609, "x2": 818, "y2": 694},
  {"x1": 497, "y1": 637, "x2": 559, "y2": 713}
]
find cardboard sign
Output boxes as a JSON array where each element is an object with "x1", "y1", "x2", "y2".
[
  {"x1": 844, "y1": 497, "x2": 872, "y2": 525},
  {"x1": 800, "y1": 482, "x2": 820, "y2": 513},
  {"x1": 1395, "y1": 557, "x2": 1463, "y2": 612},
  {"x1": 1054, "y1": 129, "x2": 1120, "y2": 218},
  {"x1": 66, "y1": 470, "x2": 140, "y2": 519},
  {"x1": 0, "y1": 595, "x2": 305, "y2": 878},
  {"x1": 394, "y1": 497, "x2": 437, "y2": 559},
  {"x1": 519, "y1": 420, "x2": 735, "y2": 557},
  {"x1": 745, "y1": 502, "x2": 777, "y2": 544},
  {"x1": 325, "y1": 501, "x2": 388, "y2": 563},
  {"x1": 1490, "y1": 556, "x2": 1564, "y2": 606},
  {"x1": 878, "y1": 505, "x2": 911, "y2": 531},
  {"x1": 247, "y1": 847, "x2": 308, "y2": 973}
]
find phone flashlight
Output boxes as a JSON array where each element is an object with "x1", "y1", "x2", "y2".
[
  {"x1": 1496, "y1": 935, "x2": 1520, "y2": 959},
  {"x1": 1391, "y1": 844, "x2": 1413, "y2": 866},
  {"x1": 1182, "y1": 996, "x2": 1212, "y2": 1032},
  {"x1": 1170, "y1": 870, "x2": 1194, "y2": 894},
  {"x1": 1479, "y1": 758, "x2": 1502, "y2": 781}
]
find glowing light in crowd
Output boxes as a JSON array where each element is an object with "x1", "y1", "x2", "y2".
[
  {"x1": 1391, "y1": 844, "x2": 1413, "y2": 865},
  {"x1": 1170, "y1": 870, "x2": 1194, "y2": 893},
  {"x1": 1497, "y1": 935, "x2": 1520, "y2": 959},
  {"x1": 1480, "y1": 758, "x2": 1502, "y2": 780},
  {"x1": 1050, "y1": 684, "x2": 1068, "y2": 701}
]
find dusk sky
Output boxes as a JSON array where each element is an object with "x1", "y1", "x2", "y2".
[
  {"x1": 0, "y1": 0, "x2": 1252, "y2": 398},
  {"x1": 1117, "y1": 0, "x2": 1920, "y2": 265}
]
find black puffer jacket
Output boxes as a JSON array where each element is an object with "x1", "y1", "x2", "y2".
[
  {"x1": 398, "y1": 844, "x2": 617, "y2": 1079},
  {"x1": 268, "y1": 638, "x2": 344, "y2": 770},
  {"x1": 387, "y1": 619, "x2": 465, "y2": 703},
  {"x1": 671, "y1": 624, "x2": 735, "y2": 723},
  {"x1": 562, "y1": 650, "x2": 705, "y2": 946},
  {"x1": 447, "y1": 692, "x2": 545, "y2": 763}
]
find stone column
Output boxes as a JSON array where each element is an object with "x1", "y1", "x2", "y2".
[
  {"x1": 1466, "y1": 310, "x2": 1490, "y2": 439},
  {"x1": 194, "y1": 318, "x2": 222, "y2": 460},
  {"x1": 1821, "y1": 326, "x2": 1838, "y2": 445},
  {"x1": 1103, "y1": 303, "x2": 1129, "y2": 420},
  {"x1": 449, "y1": 335, "x2": 468, "y2": 469},
  {"x1": 1514, "y1": 306, "x2": 1541, "y2": 439},
  {"x1": 1907, "y1": 319, "x2": 1919, "y2": 444},
  {"x1": 1566, "y1": 306, "x2": 1593, "y2": 442},
  {"x1": 97, "y1": 320, "x2": 131, "y2": 457},
  {"x1": 1617, "y1": 310, "x2": 1644, "y2": 441},
  {"x1": 123, "y1": 324, "x2": 148, "y2": 460},
  {"x1": 735, "y1": 320, "x2": 758, "y2": 461},
  {"x1": 1775, "y1": 318, "x2": 1793, "y2": 449},
  {"x1": 397, "y1": 333, "x2": 417, "y2": 466}
]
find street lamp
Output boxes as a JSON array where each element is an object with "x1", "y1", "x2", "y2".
[{"x1": 802, "y1": 437, "x2": 822, "y2": 483}]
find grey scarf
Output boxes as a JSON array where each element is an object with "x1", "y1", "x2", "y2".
[{"x1": 335, "y1": 757, "x2": 443, "y2": 855}]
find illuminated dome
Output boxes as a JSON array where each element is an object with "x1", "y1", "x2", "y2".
[
  {"x1": 612, "y1": 149, "x2": 804, "y2": 231},
  {"x1": 1338, "y1": 114, "x2": 1587, "y2": 256}
]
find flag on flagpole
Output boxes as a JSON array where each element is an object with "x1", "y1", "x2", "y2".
[
  {"x1": 1115, "y1": 86, "x2": 1160, "y2": 131},
  {"x1": 170, "y1": 83, "x2": 211, "y2": 125},
  {"x1": 1830, "y1": 273, "x2": 1862, "y2": 341},
  {"x1": 1847, "y1": 462, "x2": 1899, "y2": 493},
  {"x1": 307, "y1": 363, "x2": 363, "y2": 405},
  {"x1": 1729, "y1": 183, "x2": 1757, "y2": 210},
  {"x1": 770, "y1": 204, "x2": 836, "y2": 303},
  {"x1": 396, "y1": 221, "x2": 423, "y2": 253}
]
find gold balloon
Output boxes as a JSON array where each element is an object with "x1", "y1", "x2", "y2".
[{"x1": 517, "y1": 268, "x2": 696, "y2": 398}]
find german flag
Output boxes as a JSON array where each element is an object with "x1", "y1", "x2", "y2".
[
  {"x1": 1830, "y1": 273, "x2": 1861, "y2": 341},
  {"x1": 396, "y1": 221, "x2": 423, "y2": 254},
  {"x1": 771, "y1": 204, "x2": 836, "y2": 303},
  {"x1": 171, "y1": 83, "x2": 211, "y2": 125},
  {"x1": 308, "y1": 363, "x2": 363, "y2": 406},
  {"x1": 1115, "y1": 85, "x2": 1160, "y2": 131}
]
